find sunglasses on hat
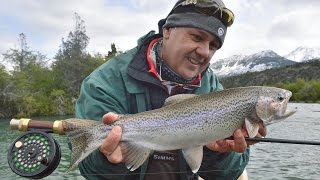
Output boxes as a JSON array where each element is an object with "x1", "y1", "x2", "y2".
[{"x1": 172, "y1": 0, "x2": 234, "y2": 27}]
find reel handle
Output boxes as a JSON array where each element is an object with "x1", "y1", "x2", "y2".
[{"x1": 10, "y1": 118, "x2": 65, "y2": 135}]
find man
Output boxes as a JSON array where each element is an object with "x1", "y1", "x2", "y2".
[{"x1": 75, "y1": 0, "x2": 266, "y2": 179}]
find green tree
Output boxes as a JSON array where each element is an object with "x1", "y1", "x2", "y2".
[
  {"x1": 105, "y1": 43, "x2": 122, "y2": 61},
  {"x1": 53, "y1": 12, "x2": 90, "y2": 98},
  {"x1": 49, "y1": 89, "x2": 73, "y2": 116},
  {"x1": 2, "y1": 33, "x2": 46, "y2": 71},
  {"x1": 85, "y1": 53, "x2": 105, "y2": 75},
  {"x1": 0, "y1": 65, "x2": 16, "y2": 117},
  {"x1": 274, "y1": 79, "x2": 320, "y2": 102},
  {"x1": 0, "y1": 65, "x2": 8, "y2": 89},
  {"x1": 0, "y1": 32, "x2": 76, "y2": 117},
  {"x1": 1, "y1": 33, "x2": 49, "y2": 117}
]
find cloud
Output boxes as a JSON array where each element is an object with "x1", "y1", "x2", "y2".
[
  {"x1": 1, "y1": 0, "x2": 320, "y2": 65},
  {"x1": 267, "y1": 6, "x2": 320, "y2": 49},
  {"x1": 0, "y1": 0, "x2": 176, "y2": 62},
  {"x1": 215, "y1": 0, "x2": 320, "y2": 58}
]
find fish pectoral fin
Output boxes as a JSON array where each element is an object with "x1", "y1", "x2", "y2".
[
  {"x1": 182, "y1": 146, "x2": 203, "y2": 173},
  {"x1": 245, "y1": 118, "x2": 260, "y2": 138},
  {"x1": 120, "y1": 142, "x2": 152, "y2": 171},
  {"x1": 164, "y1": 94, "x2": 198, "y2": 106}
]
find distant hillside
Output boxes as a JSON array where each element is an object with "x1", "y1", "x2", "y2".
[
  {"x1": 220, "y1": 59, "x2": 320, "y2": 89},
  {"x1": 285, "y1": 46, "x2": 320, "y2": 62},
  {"x1": 210, "y1": 50, "x2": 295, "y2": 77},
  {"x1": 211, "y1": 47, "x2": 320, "y2": 77}
]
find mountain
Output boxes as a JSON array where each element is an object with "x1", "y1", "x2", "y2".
[
  {"x1": 220, "y1": 59, "x2": 320, "y2": 89},
  {"x1": 210, "y1": 50, "x2": 296, "y2": 77},
  {"x1": 284, "y1": 47, "x2": 320, "y2": 62}
]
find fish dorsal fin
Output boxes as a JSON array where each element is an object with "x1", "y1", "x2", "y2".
[
  {"x1": 182, "y1": 146, "x2": 203, "y2": 173},
  {"x1": 120, "y1": 142, "x2": 152, "y2": 171},
  {"x1": 164, "y1": 94, "x2": 198, "y2": 106},
  {"x1": 245, "y1": 118, "x2": 260, "y2": 138}
]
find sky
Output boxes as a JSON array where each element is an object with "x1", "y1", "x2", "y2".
[{"x1": 1, "y1": 0, "x2": 320, "y2": 68}]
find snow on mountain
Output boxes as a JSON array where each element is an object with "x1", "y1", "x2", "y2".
[
  {"x1": 284, "y1": 47, "x2": 320, "y2": 62},
  {"x1": 210, "y1": 55, "x2": 248, "y2": 77},
  {"x1": 250, "y1": 50, "x2": 279, "y2": 59},
  {"x1": 210, "y1": 50, "x2": 296, "y2": 77}
]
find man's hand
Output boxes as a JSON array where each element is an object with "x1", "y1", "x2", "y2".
[
  {"x1": 247, "y1": 121, "x2": 267, "y2": 145},
  {"x1": 99, "y1": 114, "x2": 268, "y2": 157},
  {"x1": 98, "y1": 112, "x2": 124, "y2": 164},
  {"x1": 206, "y1": 129, "x2": 247, "y2": 153},
  {"x1": 206, "y1": 121, "x2": 267, "y2": 153}
]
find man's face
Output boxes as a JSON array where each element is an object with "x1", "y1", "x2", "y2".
[{"x1": 162, "y1": 27, "x2": 220, "y2": 80}]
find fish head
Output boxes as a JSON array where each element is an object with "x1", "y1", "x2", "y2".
[{"x1": 255, "y1": 87, "x2": 296, "y2": 126}]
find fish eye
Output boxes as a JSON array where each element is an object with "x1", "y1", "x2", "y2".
[{"x1": 277, "y1": 96, "x2": 284, "y2": 102}]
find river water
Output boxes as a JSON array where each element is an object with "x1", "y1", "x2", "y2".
[
  {"x1": 0, "y1": 103, "x2": 319, "y2": 179},
  {"x1": 0, "y1": 116, "x2": 84, "y2": 180},
  {"x1": 247, "y1": 103, "x2": 320, "y2": 180}
]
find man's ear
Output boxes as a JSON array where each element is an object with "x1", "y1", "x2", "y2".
[{"x1": 162, "y1": 28, "x2": 171, "y2": 39}]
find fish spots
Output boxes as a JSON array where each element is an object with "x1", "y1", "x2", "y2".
[{"x1": 64, "y1": 86, "x2": 296, "y2": 173}]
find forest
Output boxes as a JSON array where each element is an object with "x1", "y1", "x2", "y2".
[
  {"x1": 0, "y1": 13, "x2": 119, "y2": 118},
  {"x1": 1, "y1": 13, "x2": 319, "y2": 118},
  {"x1": 220, "y1": 60, "x2": 320, "y2": 103}
]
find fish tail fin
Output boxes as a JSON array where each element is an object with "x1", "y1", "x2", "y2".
[{"x1": 63, "y1": 119, "x2": 110, "y2": 171}]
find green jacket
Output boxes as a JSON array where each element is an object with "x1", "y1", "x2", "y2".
[{"x1": 75, "y1": 31, "x2": 249, "y2": 180}]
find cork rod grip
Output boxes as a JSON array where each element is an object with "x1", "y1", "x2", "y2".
[{"x1": 10, "y1": 118, "x2": 65, "y2": 135}]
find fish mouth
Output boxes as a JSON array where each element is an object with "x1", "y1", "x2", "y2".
[
  {"x1": 256, "y1": 89, "x2": 297, "y2": 126},
  {"x1": 273, "y1": 96, "x2": 296, "y2": 120},
  {"x1": 262, "y1": 99, "x2": 297, "y2": 126},
  {"x1": 274, "y1": 107, "x2": 297, "y2": 121}
]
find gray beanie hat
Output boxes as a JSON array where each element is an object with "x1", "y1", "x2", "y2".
[{"x1": 161, "y1": 0, "x2": 231, "y2": 49}]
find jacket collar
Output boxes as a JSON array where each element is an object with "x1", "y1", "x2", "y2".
[
  {"x1": 127, "y1": 32, "x2": 164, "y2": 89},
  {"x1": 122, "y1": 31, "x2": 215, "y2": 95}
]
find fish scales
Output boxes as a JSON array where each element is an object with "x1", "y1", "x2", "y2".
[
  {"x1": 64, "y1": 86, "x2": 296, "y2": 173},
  {"x1": 78, "y1": 87, "x2": 256, "y2": 151}
]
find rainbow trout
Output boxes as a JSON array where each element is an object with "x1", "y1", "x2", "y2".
[{"x1": 64, "y1": 86, "x2": 296, "y2": 173}]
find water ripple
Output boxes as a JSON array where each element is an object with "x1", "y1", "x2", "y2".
[{"x1": 247, "y1": 103, "x2": 320, "y2": 180}]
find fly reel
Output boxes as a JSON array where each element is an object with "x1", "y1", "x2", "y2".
[{"x1": 8, "y1": 130, "x2": 61, "y2": 179}]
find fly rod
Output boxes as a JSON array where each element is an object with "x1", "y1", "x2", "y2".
[
  {"x1": 10, "y1": 118, "x2": 66, "y2": 135},
  {"x1": 245, "y1": 137, "x2": 320, "y2": 146},
  {"x1": 10, "y1": 118, "x2": 320, "y2": 146}
]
